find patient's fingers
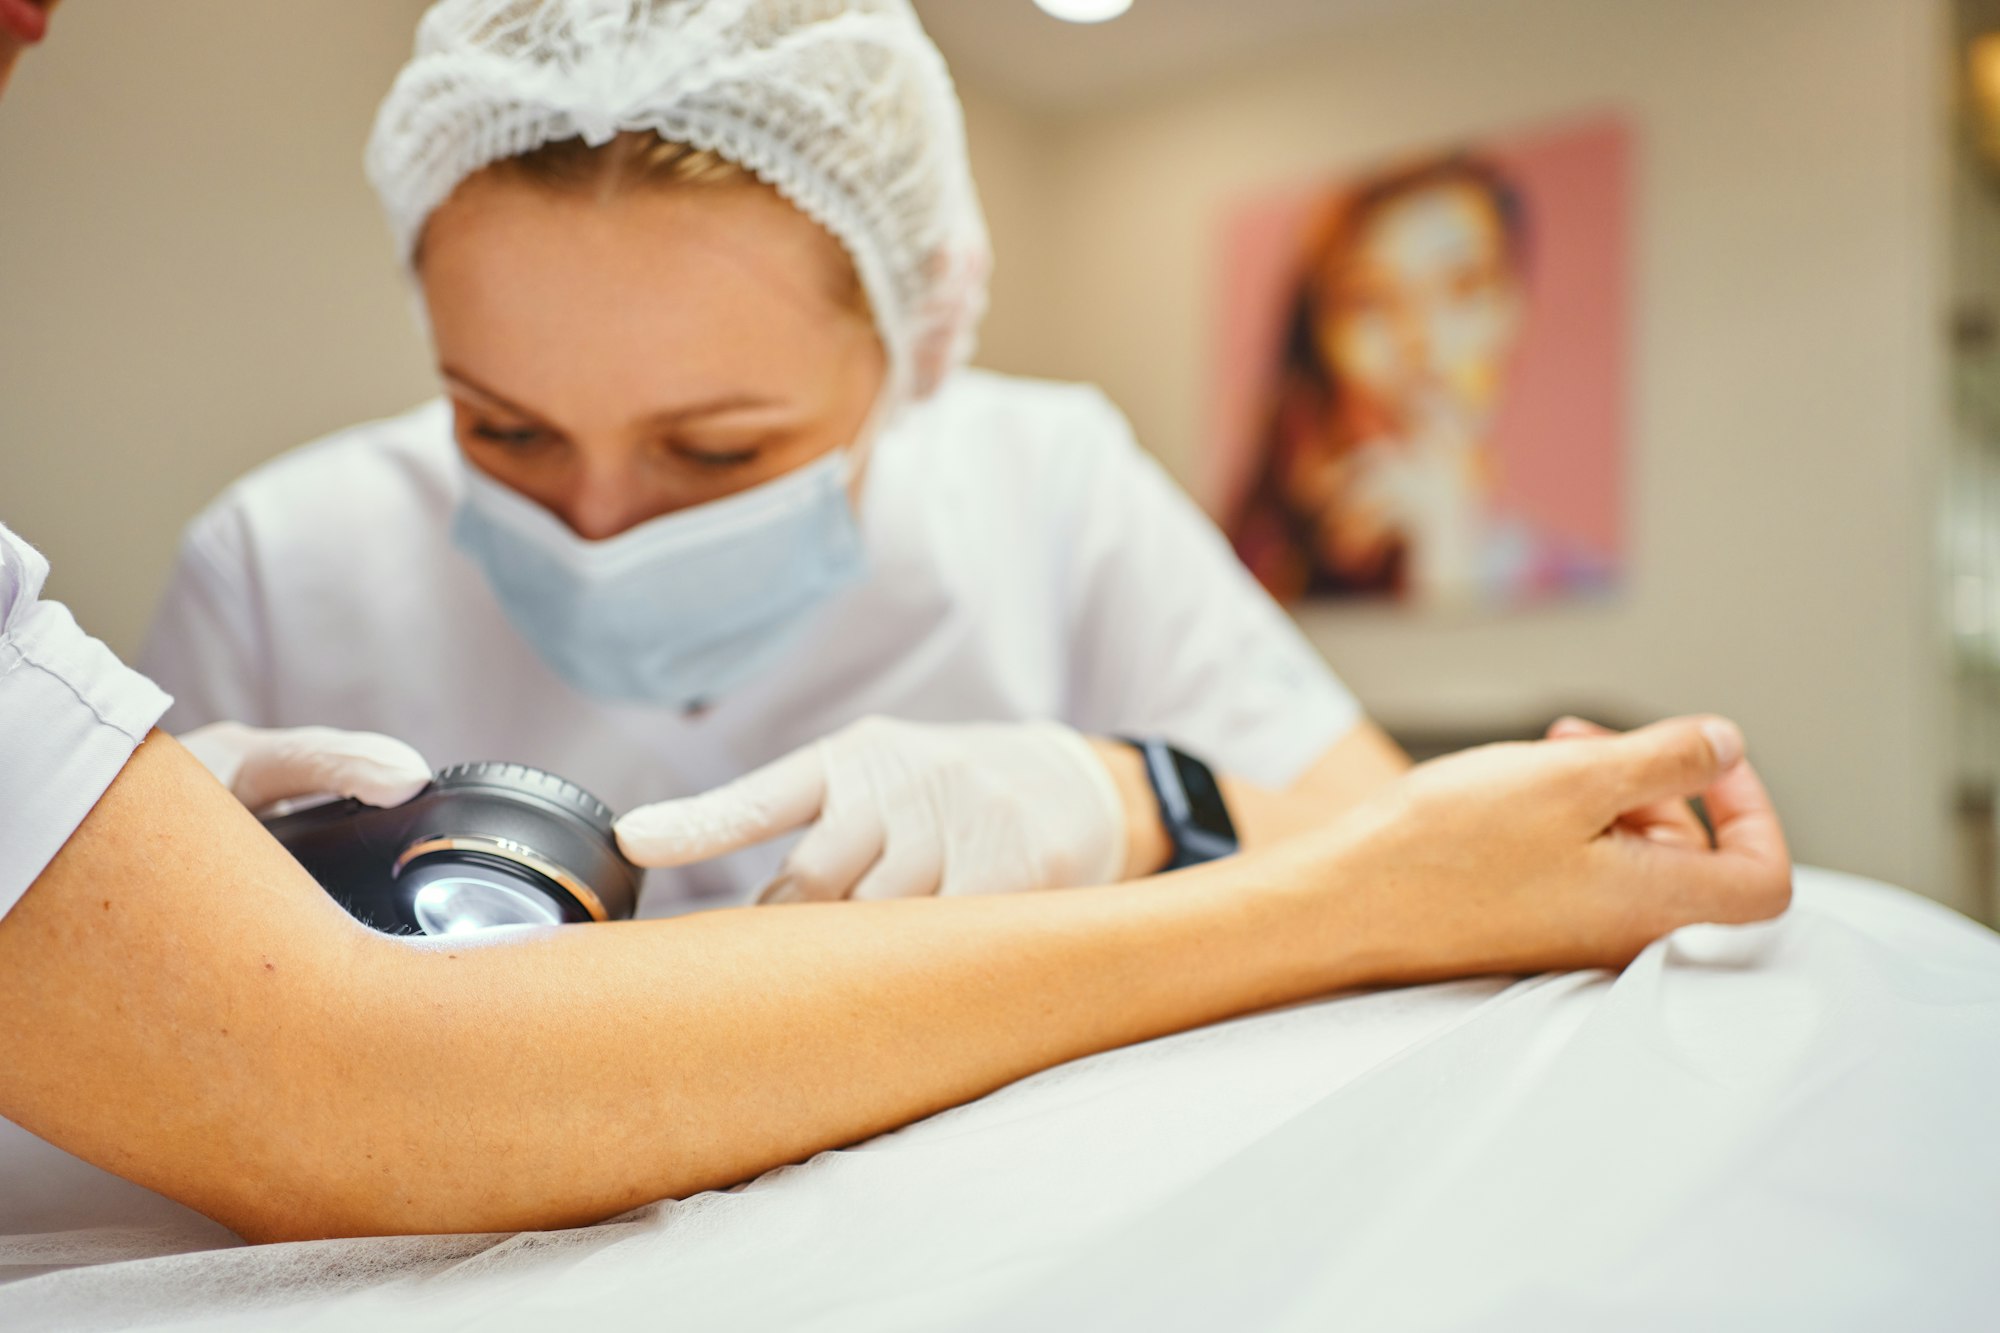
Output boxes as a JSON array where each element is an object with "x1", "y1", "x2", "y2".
[
  {"x1": 1544, "y1": 716, "x2": 1608, "y2": 741},
  {"x1": 1702, "y1": 756, "x2": 1791, "y2": 871},
  {"x1": 1592, "y1": 717, "x2": 1743, "y2": 816},
  {"x1": 1614, "y1": 756, "x2": 1792, "y2": 925},
  {"x1": 1546, "y1": 717, "x2": 1708, "y2": 847}
]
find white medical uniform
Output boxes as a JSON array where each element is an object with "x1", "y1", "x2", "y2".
[
  {"x1": 0, "y1": 523, "x2": 173, "y2": 917},
  {"x1": 143, "y1": 370, "x2": 1360, "y2": 912}
]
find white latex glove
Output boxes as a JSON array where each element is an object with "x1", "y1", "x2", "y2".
[
  {"x1": 615, "y1": 717, "x2": 1128, "y2": 902},
  {"x1": 179, "y1": 721, "x2": 432, "y2": 812}
]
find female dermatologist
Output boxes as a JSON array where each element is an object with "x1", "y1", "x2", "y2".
[
  {"x1": 142, "y1": 0, "x2": 1411, "y2": 907},
  {"x1": 0, "y1": 0, "x2": 1797, "y2": 1248}
]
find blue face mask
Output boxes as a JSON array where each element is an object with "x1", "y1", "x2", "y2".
[{"x1": 452, "y1": 450, "x2": 867, "y2": 710}]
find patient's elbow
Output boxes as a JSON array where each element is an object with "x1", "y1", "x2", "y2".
[
  {"x1": 220, "y1": 1201, "x2": 356, "y2": 1247},
  {"x1": 223, "y1": 1182, "x2": 628, "y2": 1247},
  {"x1": 199, "y1": 1153, "x2": 438, "y2": 1245},
  {"x1": 210, "y1": 1162, "x2": 538, "y2": 1245}
]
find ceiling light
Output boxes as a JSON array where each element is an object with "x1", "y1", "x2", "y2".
[{"x1": 1033, "y1": 0, "x2": 1133, "y2": 23}]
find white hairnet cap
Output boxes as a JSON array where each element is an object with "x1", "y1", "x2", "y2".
[{"x1": 366, "y1": 0, "x2": 991, "y2": 400}]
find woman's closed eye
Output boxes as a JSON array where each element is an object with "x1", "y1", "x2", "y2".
[
  {"x1": 469, "y1": 421, "x2": 553, "y2": 450},
  {"x1": 668, "y1": 439, "x2": 766, "y2": 470}
]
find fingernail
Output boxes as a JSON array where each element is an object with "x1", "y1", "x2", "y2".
[{"x1": 1700, "y1": 719, "x2": 1744, "y2": 771}]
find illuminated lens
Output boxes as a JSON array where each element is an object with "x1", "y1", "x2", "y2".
[{"x1": 411, "y1": 875, "x2": 565, "y2": 935}]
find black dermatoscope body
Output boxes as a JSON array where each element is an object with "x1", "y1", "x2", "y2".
[{"x1": 261, "y1": 761, "x2": 640, "y2": 936}]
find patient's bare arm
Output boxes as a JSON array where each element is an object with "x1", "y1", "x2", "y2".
[
  {"x1": 0, "y1": 720, "x2": 1788, "y2": 1244},
  {"x1": 1092, "y1": 719, "x2": 1413, "y2": 874}
]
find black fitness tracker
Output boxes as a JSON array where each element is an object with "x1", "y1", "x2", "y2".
[{"x1": 1121, "y1": 738, "x2": 1240, "y2": 872}]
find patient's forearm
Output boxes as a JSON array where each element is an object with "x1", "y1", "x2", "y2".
[
  {"x1": 1238, "y1": 719, "x2": 1411, "y2": 848},
  {"x1": 1094, "y1": 719, "x2": 1411, "y2": 875},
  {"x1": 0, "y1": 735, "x2": 1368, "y2": 1243},
  {"x1": 347, "y1": 864, "x2": 1337, "y2": 1239},
  {"x1": 1, "y1": 716, "x2": 1788, "y2": 1244}
]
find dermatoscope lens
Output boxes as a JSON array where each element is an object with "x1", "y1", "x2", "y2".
[{"x1": 404, "y1": 861, "x2": 568, "y2": 935}]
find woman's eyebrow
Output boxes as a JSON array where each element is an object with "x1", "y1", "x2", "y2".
[
  {"x1": 441, "y1": 367, "x2": 786, "y2": 428},
  {"x1": 439, "y1": 367, "x2": 549, "y2": 423},
  {"x1": 641, "y1": 393, "x2": 790, "y2": 426}
]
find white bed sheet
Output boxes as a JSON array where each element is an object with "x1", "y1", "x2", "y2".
[{"x1": 2, "y1": 866, "x2": 1995, "y2": 1331}]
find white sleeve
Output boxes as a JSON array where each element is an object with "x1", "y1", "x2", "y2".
[
  {"x1": 0, "y1": 522, "x2": 173, "y2": 919},
  {"x1": 139, "y1": 501, "x2": 273, "y2": 733},
  {"x1": 1059, "y1": 392, "x2": 1363, "y2": 788}
]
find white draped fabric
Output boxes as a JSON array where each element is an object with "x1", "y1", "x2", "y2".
[{"x1": 4, "y1": 867, "x2": 1995, "y2": 1331}]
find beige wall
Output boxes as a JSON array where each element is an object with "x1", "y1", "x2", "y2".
[
  {"x1": 0, "y1": 0, "x2": 436, "y2": 655},
  {"x1": 954, "y1": 81, "x2": 1057, "y2": 396},
  {"x1": 0, "y1": 0, "x2": 1960, "y2": 904},
  {"x1": 962, "y1": 0, "x2": 1957, "y2": 904}
]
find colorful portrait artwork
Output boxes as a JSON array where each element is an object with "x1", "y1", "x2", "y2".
[{"x1": 1213, "y1": 115, "x2": 1630, "y2": 610}]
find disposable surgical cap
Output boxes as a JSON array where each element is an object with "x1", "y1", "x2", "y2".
[{"x1": 366, "y1": 0, "x2": 991, "y2": 400}]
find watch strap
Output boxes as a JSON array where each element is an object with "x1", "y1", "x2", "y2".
[{"x1": 1121, "y1": 737, "x2": 1240, "y2": 872}]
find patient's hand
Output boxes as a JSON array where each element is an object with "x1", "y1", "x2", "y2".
[
  {"x1": 1544, "y1": 714, "x2": 1712, "y2": 849},
  {"x1": 1302, "y1": 715, "x2": 1791, "y2": 980}
]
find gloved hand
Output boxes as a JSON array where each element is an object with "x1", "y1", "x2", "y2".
[
  {"x1": 180, "y1": 721, "x2": 432, "y2": 812},
  {"x1": 614, "y1": 717, "x2": 1129, "y2": 902}
]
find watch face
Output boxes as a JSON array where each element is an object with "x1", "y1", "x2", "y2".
[{"x1": 1171, "y1": 748, "x2": 1236, "y2": 840}]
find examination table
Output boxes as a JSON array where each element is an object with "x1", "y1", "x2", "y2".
[{"x1": 2, "y1": 867, "x2": 1995, "y2": 1331}]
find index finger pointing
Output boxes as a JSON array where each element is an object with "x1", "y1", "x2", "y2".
[{"x1": 614, "y1": 744, "x2": 828, "y2": 867}]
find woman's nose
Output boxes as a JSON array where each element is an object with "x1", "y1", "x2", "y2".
[{"x1": 560, "y1": 464, "x2": 663, "y2": 542}]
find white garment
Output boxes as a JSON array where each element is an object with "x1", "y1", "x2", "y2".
[
  {"x1": 142, "y1": 370, "x2": 1361, "y2": 913},
  {"x1": 0, "y1": 524, "x2": 172, "y2": 918}
]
